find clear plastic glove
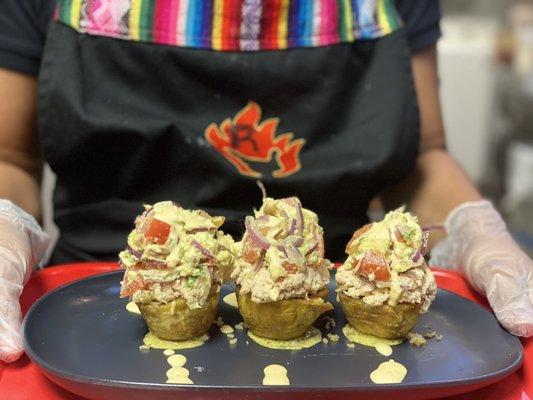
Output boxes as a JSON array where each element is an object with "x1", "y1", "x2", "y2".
[
  {"x1": 0, "y1": 200, "x2": 50, "y2": 362},
  {"x1": 430, "y1": 200, "x2": 533, "y2": 337}
]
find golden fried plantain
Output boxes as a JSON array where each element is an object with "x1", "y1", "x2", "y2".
[
  {"x1": 339, "y1": 292, "x2": 421, "y2": 339},
  {"x1": 236, "y1": 287, "x2": 333, "y2": 340},
  {"x1": 138, "y1": 285, "x2": 219, "y2": 341}
]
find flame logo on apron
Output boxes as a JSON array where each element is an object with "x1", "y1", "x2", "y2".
[{"x1": 205, "y1": 102, "x2": 305, "y2": 178}]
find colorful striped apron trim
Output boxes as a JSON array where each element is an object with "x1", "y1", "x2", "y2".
[{"x1": 56, "y1": 0, "x2": 402, "y2": 51}]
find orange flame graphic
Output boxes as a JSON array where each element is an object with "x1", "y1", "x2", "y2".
[{"x1": 205, "y1": 102, "x2": 305, "y2": 178}]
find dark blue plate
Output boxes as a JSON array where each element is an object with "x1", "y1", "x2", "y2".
[{"x1": 23, "y1": 271, "x2": 523, "y2": 400}]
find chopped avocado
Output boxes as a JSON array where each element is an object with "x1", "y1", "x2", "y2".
[
  {"x1": 179, "y1": 264, "x2": 197, "y2": 277},
  {"x1": 187, "y1": 276, "x2": 197, "y2": 288},
  {"x1": 268, "y1": 263, "x2": 287, "y2": 281},
  {"x1": 119, "y1": 250, "x2": 137, "y2": 268},
  {"x1": 342, "y1": 207, "x2": 426, "y2": 275},
  {"x1": 403, "y1": 226, "x2": 416, "y2": 242},
  {"x1": 355, "y1": 223, "x2": 391, "y2": 256},
  {"x1": 390, "y1": 256, "x2": 414, "y2": 273}
]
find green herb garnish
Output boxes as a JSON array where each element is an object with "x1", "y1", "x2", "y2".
[{"x1": 187, "y1": 276, "x2": 197, "y2": 287}]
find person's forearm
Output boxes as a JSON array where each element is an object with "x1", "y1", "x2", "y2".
[
  {"x1": 399, "y1": 149, "x2": 482, "y2": 246},
  {"x1": 380, "y1": 44, "x2": 482, "y2": 246},
  {"x1": 0, "y1": 161, "x2": 41, "y2": 220},
  {"x1": 0, "y1": 68, "x2": 42, "y2": 220}
]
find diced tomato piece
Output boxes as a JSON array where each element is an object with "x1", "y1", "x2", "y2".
[
  {"x1": 355, "y1": 250, "x2": 391, "y2": 281},
  {"x1": 133, "y1": 261, "x2": 168, "y2": 270},
  {"x1": 282, "y1": 261, "x2": 299, "y2": 274},
  {"x1": 144, "y1": 219, "x2": 171, "y2": 244},
  {"x1": 395, "y1": 225, "x2": 412, "y2": 244},
  {"x1": 120, "y1": 275, "x2": 148, "y2": 297},
  {"x1": 394, "y1": 228, "x2": 405, "y2": 243},
  {"x1": 243, "y1": 239, "x2": 261, "y2": 263},
  {"x1": 346, "y1": 223, "x2": 373, "y2": 253}
]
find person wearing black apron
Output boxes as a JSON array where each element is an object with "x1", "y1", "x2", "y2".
[
  {"x1": 1, "y1": 1, "x2": 532, "y2": 364},
  {"x1": 41, "y1": 0, "x2": 419, "y2": 263}
]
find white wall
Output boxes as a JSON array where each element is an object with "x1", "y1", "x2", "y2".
[{"x1": 438, "y1": 16, "x2": 499, "y2": 185}]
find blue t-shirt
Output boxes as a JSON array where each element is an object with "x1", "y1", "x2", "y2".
[{"x1": 0, "y1": 0, "x2": 441, "y2": 75}]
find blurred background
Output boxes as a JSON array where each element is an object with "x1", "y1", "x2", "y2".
[
  {"x1": 40, "y1": 0, "x2": 533, "y2": 261},
  {"x1": 437, "y1": 0, "x2": 533, "y2": 256}
]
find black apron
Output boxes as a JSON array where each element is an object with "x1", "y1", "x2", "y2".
[{"x1": 38, "y1": 2, "x2": 419, "y2": 264}]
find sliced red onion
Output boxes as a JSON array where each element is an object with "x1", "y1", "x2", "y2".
[
  {"x1": 277, "y1": 236, "x2": 304, "y2": 256},
  {"x1": 422, "y1": 225, "x2": 445, "y2": 232},
  {"x1": 142, "y1": 259, "x2": 167, "y2": 270},
  {"x1": 206, "y1": 265, "x2": 214, "y2": 281},
  {"x1": 306, "y1": 238, "x2": 319, "y2": 256},
  {"x1": 288, "y1": 236, "x2": 304, "y2": 248},
  {"x1": 412, "y1": 232, "x2": 429, "y2": 262},
  {"x1": 254, "y1": 252, "x2": 265, "y2": 272},
  {"x1": 280, "y1": 197, "x2": 304, "y2": 234},
  {"x1": 126, "y1": 245, "x2": 142, "y2": 260},
  {"x1": 192, "y1": 239, "x2": 216, "y2": 261},
  {"x1": 287, "y1": 218, "x2": 297, "y2": 235},
  {"x1": 245, "y1": 217, "x2": 271, "y2": 250},
  {"x1": 295, "y1": 202, "x2": 304, "y2": 234},
  {"x1": 277, "y1": 245, "x2": 288, "y2": 257},
  {"x1": 285, "y1": 243, "x2": 305, "y2": 266},
  {"x1": 411, "y1": 248, "x2": 423, "y2": 263},
  {"x1": 304, "y1": 225, "x2": 319, "y2": 256}
]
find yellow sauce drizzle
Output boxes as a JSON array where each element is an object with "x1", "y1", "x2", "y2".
[
  {"x1": 167, "y1": 354, "x2": 187, "y2": 367},
  {"x1": 342, "y1": 325, "x2": 403, "y2": 348},
  {"x1": 370, "y1": 359, "x2": 407, "y2": 384},
  {"x1": 374, "y1": 343, "x2": 393, "y2": 356},
  {"x1": 126, "y1": 301, "x2": 141, "y2": 314},
  {"x1": 165, "y1": 354, "x2": 193, "y2": 384},
  {"x1": 163, "y1": 349, "x2": 175, "y2": 356},
  {"x1": 248, "y1": 328, "x2": 322, "y2": 350},
  {"x1": 263, "y1": 364, "x2": 290, "y2": 385},
  {"x1": 143, "y1": 331, "x2": 208, "y2": 350},
  {"x1": 222, "y1": 293, "x2": 238, "y2": 308},
  {"x1": 166, "y1": 366, "x2": 193, "y2": 384}
]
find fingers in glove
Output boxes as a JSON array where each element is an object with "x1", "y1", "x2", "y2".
[
  {"x1": 0, "y1": 294, "x2": 23, "y2": 362},
  {"x1": 486, "y1": 268, "x2": 533, "y2": 337}
]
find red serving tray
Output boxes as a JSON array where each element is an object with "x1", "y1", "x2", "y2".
[{"x1": 0, "y1": 263, "x2": 531, "y2": 400}]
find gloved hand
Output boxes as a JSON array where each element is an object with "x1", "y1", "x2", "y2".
[
  {"x1": 0, "y1": 200, "x2": 50, "y2": 362},
  {"x1": 430, "y1": 200, "x2": 533, "y2": 337}
]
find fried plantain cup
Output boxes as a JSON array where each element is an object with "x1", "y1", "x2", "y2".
[
  {"x1": 138, "y1": 285, "x2": 220, "y2": 341},
  {"x1": 339, "y1": 292, "x2": 421, "y2": 339},
  {"x1": 236, "y1": 287, "x2": 333, "y2": 340}
]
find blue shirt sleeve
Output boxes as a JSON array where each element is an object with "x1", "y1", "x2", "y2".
[
  {"x1": 0, "y1": 0, "x2": 56, "y2": 75},
  {"x1": 395, "y1": 0, "x2": 442, "y2": 53}
]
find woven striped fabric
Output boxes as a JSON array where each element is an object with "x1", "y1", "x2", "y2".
[{"x1": 56, "y1": 0, "x2": 402, "y2": 51}]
